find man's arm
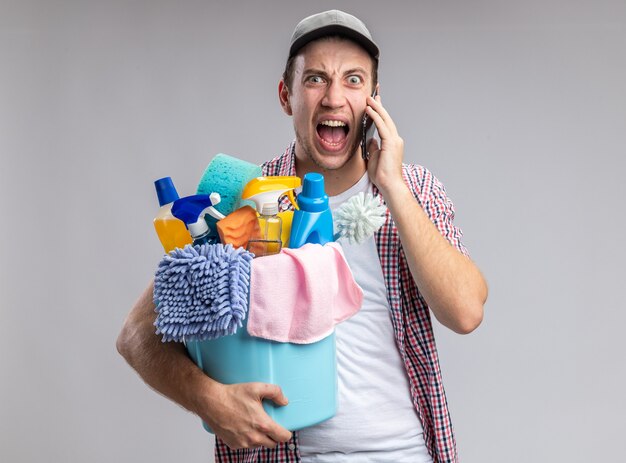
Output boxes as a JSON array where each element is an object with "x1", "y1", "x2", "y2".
[
  {"x1": 365, "y1": 95, "x2": 488, "y2": 333},
  {"x1": 116, "y1": 281, "x2": 292, "y2": 448}
]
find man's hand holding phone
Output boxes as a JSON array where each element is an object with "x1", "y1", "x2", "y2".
[{"x1": 363, "y1": 93, "x2": 405, "y2": 197}]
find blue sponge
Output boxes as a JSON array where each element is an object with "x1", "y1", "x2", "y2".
[
  {"x1": 153, "y1": 243, "x2": 254, "y2": 342},
  {"x1": 196, "y1": 153, "x2": 262, "y2": 216}
]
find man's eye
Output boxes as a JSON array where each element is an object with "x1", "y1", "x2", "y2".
[
  {"x1": 348, "y1": 75, "x2": 362, "y2": 85},
  {"x1": 308, "y1": 76, "x2": 325, "y2": 84}
]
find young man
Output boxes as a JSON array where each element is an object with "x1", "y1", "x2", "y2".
[{"x1": 118, "y1": 10, "x2": 487, "y2": 463}]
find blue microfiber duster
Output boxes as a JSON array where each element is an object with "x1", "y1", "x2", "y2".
[{"x1": 153, "y1": 243, "x2": 254, "y2": 342}]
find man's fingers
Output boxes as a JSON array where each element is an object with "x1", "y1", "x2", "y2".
[
  {"x1": 368, "y1": 138, "x2": 380, "y2": 156},
  {"x1": 258, "y1": 417, "x2": 293, "y2": 444},
  {"x1": 367, "y1": 95, "x2": 399, "y2": 136},
  {"x1": 253, "y1": 383, "x2": 293, "y2": 443},
  {"x1": 214, "y1": 382, "x2": 293, "y2": 449},
  {"x1": 224, "y1": 432, "x2": 278, "y2": 450},
  {"x1": 365, "y1": 105, "x2": 391, "y2": 141},
  {"x1": 268, "y1": 426, "x2": 293, "y2": 444},
  {"x1": 251, "y1": 432, "x2": 280, "y2": 449},
  {"x1": 256, "y1": 383, "x2": 289, "y2": 406}
]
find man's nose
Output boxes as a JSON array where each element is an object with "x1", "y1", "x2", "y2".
[{"x1": 321, "y1": 81, "x2": 346, "y2": 108}]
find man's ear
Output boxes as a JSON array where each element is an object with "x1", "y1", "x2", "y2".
[{"x1": 278, "y1": 80, "x2": 292, "y2": 116}]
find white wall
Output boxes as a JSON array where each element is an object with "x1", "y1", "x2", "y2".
[{"x1": 1, "y1": 1, "x2": 625, "y2": 461}]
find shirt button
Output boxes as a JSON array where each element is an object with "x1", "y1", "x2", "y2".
[{"x1": 288, "y1": 443, "x2": 296, "y2": 451}]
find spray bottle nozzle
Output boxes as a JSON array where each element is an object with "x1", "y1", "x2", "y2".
[
  {"x1": 242, "y1": 176, "x2": 302, "y2": 213},
  {"x1": 171, "y1": 193, "x2": 226, "y2": 240}
]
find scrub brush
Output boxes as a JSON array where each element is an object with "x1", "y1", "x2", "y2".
[
  {"x1": 333, "y1": 192, "x2": 387, "y2": 245},
  {"x1": 153, "y1": 243, "x2": 253, "y2": 342}
]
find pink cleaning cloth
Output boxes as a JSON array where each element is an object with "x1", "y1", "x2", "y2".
[{"x1": 247, "y1": 242, "x2": 363, "y2": 344}]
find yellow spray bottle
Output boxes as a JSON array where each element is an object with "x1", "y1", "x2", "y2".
[{"x1": 241, "y1": 176, "x2": 301, "y2": 256}]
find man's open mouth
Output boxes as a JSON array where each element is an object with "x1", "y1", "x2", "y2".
[{"x1": 316, "y1": 120, "x2": 350, "y2": 148}]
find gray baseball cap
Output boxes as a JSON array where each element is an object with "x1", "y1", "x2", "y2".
[{"x1": 289, "y1": 10, "x2": 379, "y2": 60}]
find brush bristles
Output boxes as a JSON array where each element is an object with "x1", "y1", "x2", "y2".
[{"x1": 334, "y1": 192, "x2": 387, "y2": 245}]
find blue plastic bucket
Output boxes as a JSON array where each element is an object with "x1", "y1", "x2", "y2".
[{"x1": 186, "y1": 319, "x2": 337, "y2": 432}]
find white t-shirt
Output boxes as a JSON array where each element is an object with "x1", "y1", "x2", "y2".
[{"x1": 298, "y1": 173, "x2": 432, "y2": 463}]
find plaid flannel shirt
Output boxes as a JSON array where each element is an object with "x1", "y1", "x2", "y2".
[{"x1": 215, "y1": 142, "x2": 468, "y2": 462}]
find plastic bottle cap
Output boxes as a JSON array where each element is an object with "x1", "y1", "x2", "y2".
[
  {"x1": 301, "y1": 172, "x2": 324, "y2": 197},
  {"x1": 297, "y1": 172, "x2": 329, "y2": 212},
  {"x1": 155, "y1": 177, "x2": 180, "y2": 206},
  {"x1": 260, "y1": 202, "x2": 278, "y2": 215}
]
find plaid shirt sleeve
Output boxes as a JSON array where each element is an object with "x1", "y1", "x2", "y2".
[{"x1": 402, "y1": 163, "x2": 469, "y2": 257}]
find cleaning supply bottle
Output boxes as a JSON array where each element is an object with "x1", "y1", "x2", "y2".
[
  {"x1": 241, "y1": 176, "x2": 301, "y2": 256},
  {"x1": 153, "y1": 177, "x2": 193, "y2": 253},
  {"x1": 289, "y1": 172, "x2": 334, "y2": 248},
  {"x1": 171, "y1": 193, "x2": 226, "y2": 245},
  {"x1": 247, "y1": 202, "x2": 283, "y2": 257}
]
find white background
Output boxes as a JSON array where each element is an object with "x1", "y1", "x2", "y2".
[{"x1": 1, "y1": 1, "x2": 625, "y2": 461}]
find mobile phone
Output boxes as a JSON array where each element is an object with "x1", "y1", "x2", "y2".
[{"x1": 361, "y1": 89, "x2": 378, "y2": 160}]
